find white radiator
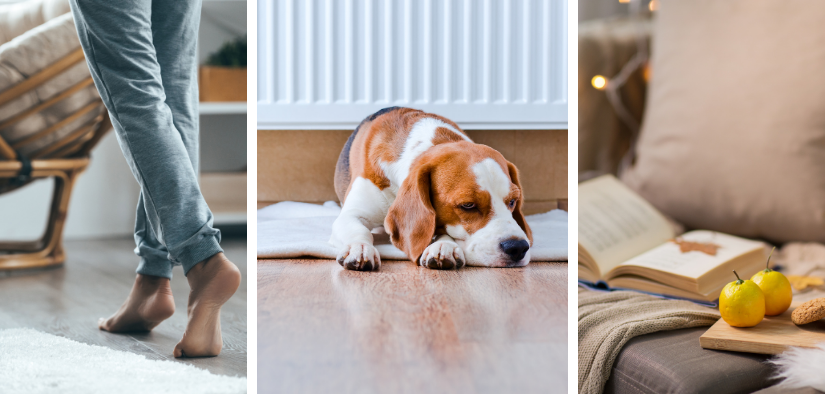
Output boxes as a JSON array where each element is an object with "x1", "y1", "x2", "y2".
[{"x1": 257, "y1": 0, "x2": 567, "y2": 130}]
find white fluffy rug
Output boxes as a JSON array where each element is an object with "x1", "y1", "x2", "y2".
[
  {"x1": 0, "y1": 328, "x2": 246, "y2": 394},
  {"x1": 769, "y1": 343, "x2": 825, "y2": 391},
  {"x1": 257, "y1": 201, "x2": 568, "y2": 261}
]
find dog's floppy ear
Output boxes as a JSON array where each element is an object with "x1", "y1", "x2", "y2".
[
  {"x1": 384, "y1": 162, "x2": 436, "y2": 262},
  {"x1": 507, "y1": 161, "x2": 532, "y2": 244}
]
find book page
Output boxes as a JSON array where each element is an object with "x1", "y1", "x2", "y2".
[
  {"x1": 616, "y1": 230, "x2": 764, "y2": 279},
  {"x1": 578, "y1": 175, "x2": 675, "y2": 275}
]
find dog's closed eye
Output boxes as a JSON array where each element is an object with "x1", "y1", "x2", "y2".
[{"x1": 459, "y1": 202, "x2": 476, "y2": 210}]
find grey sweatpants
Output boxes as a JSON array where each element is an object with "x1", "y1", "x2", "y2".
[{"x1": 69, "y1": 0, "x2": 222, "y2": 278}]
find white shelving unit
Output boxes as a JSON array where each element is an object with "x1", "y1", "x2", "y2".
[
  {"x1": 199, "y1": 1, "x2": 247, "y2": 226},
  {"x1": 199, "y1": 102, "x2": 247, "y2": 115}
]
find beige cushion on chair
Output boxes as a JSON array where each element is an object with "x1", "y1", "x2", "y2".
[
  {"x1": 621, "y1": 0, "x2": 825, "y2": 244},
  {"x1": 0, "y1": 0, "x2": 71, "y2": 46},
  {"x1": 0, "y1": 10, "x2": 102, "y2": 157}
]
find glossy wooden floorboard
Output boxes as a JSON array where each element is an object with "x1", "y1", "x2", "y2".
[
  {"x1": 258, "y1": 259, "x2": 567, "y2": 393},
  {"x1": 0, "y1": 237, "x2": 247, "y2": 377}
]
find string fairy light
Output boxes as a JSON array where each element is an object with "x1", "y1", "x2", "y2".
[
  {"x1": 592, "y1": 0, "x2": 651, "y2": 174},
  {"x1": 591, "y1": 75, "x2": 608, "y2": 90}
]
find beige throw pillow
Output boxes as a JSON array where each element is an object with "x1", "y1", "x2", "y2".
[{"x1": 622, "y1": 0, "x2": 825, "y2": 244}]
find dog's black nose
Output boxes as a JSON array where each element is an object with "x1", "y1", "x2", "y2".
[{"x1": 500, "y1": 239, "x2": 530, "y2": 261}]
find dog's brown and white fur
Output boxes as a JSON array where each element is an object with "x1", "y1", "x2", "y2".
[{"x1": 330, "y1": 107, "x2": 532, "y2": 271}]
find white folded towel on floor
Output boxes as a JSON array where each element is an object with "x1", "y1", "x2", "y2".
[{"x1": 257, "y1": 201, "x2": 568, "y2": 261}]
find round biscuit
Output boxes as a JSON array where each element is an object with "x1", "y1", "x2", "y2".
[{"x1": 791, "y1": 298, "x2": 825, "y2": 325}]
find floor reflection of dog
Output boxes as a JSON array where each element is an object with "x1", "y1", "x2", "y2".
[{"x1": 330, "y1": 263, "x2": 565, "y2": 392}]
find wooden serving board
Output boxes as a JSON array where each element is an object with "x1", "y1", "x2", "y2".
[{"x1": 700, "y1": 294, "x2": 825, "y2": 354}]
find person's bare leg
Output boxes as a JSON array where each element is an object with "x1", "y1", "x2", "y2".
[
  {"x1": 173, "y1": 252, "x2": 241, "y2": 358},
  {"x1": 99, "y1": 274, "x2": 175, "y2": 332}
]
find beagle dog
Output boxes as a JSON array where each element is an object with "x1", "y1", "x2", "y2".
[{"x1": 330, "y1": 107, "x2": 532, "y2": 271}]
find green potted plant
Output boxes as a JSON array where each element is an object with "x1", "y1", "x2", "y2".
[{"x1": 199, "y1": 36, "x2": 247, "y2": 102}]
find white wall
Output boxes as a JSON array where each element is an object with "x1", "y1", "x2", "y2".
[
  {"x1": 257, "y1": 0, "x2": 568, "y2": 130},
  {"x1": 200, "y1": 0, "x2": 248, "y2": 65},
  {"x1": 64, "y1": 132, "x2": 140, "y2": 238},
  {"x1": 0, "y1": 132, "x2": 139, "y2": 240}
]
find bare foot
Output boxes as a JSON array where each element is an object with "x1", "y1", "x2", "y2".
[
  {"x1": 99, "y1": 274, "x2": 175, "y2": 332},
  {"x1": 173, "y1": 252, "x2": 241, "y2": 358}
]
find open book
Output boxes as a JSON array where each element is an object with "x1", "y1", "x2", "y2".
[{"x1": 579, "y1": 175, "x2": 766, "y2": 303}]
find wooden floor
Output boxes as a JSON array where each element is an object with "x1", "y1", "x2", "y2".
[
  {"x1": 257, "y1": 259, "x2": 568, "y2": 394},
  {"x1": 0, "y1": 237, "x2": 247, "y2": 377}
]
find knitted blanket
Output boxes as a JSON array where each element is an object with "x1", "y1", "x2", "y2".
[{"x1": 577, "y1": 289, "x2": 720, "y2": 394}]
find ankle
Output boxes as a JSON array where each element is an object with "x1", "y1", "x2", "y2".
[
  {"x1": 135, "y1": 274, "x2": 172, "y2": 293},
  {"x1": 187, "y1": 253, "x2": 241, "y2": 285}
]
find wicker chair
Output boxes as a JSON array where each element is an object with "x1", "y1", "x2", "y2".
[{"x1": 0, "y1": 4, "x2": 110, "y2": 270}]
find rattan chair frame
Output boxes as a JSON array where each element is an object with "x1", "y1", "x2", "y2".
[{"x1": 0, "y1": 48, "x2": 111, "y2": 270}]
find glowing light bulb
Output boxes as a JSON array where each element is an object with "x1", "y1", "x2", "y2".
[
  {"x1": 649, "y1": 0, "x2": 658, "y2": 11},
  {"x1": 591, "y1": 75, "x2": 607, "y2": 90},
  {"x1": 618, "y1": 0, "x2": 630, "y2": 3}
]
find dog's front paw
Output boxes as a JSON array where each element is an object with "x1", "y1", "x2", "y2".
[
  {"x1": 337, "y1": 242, "x2": 381, "y2": 271},
  {"x1": 419, "y1": 241, "x2": 465, "y2": 270}
]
